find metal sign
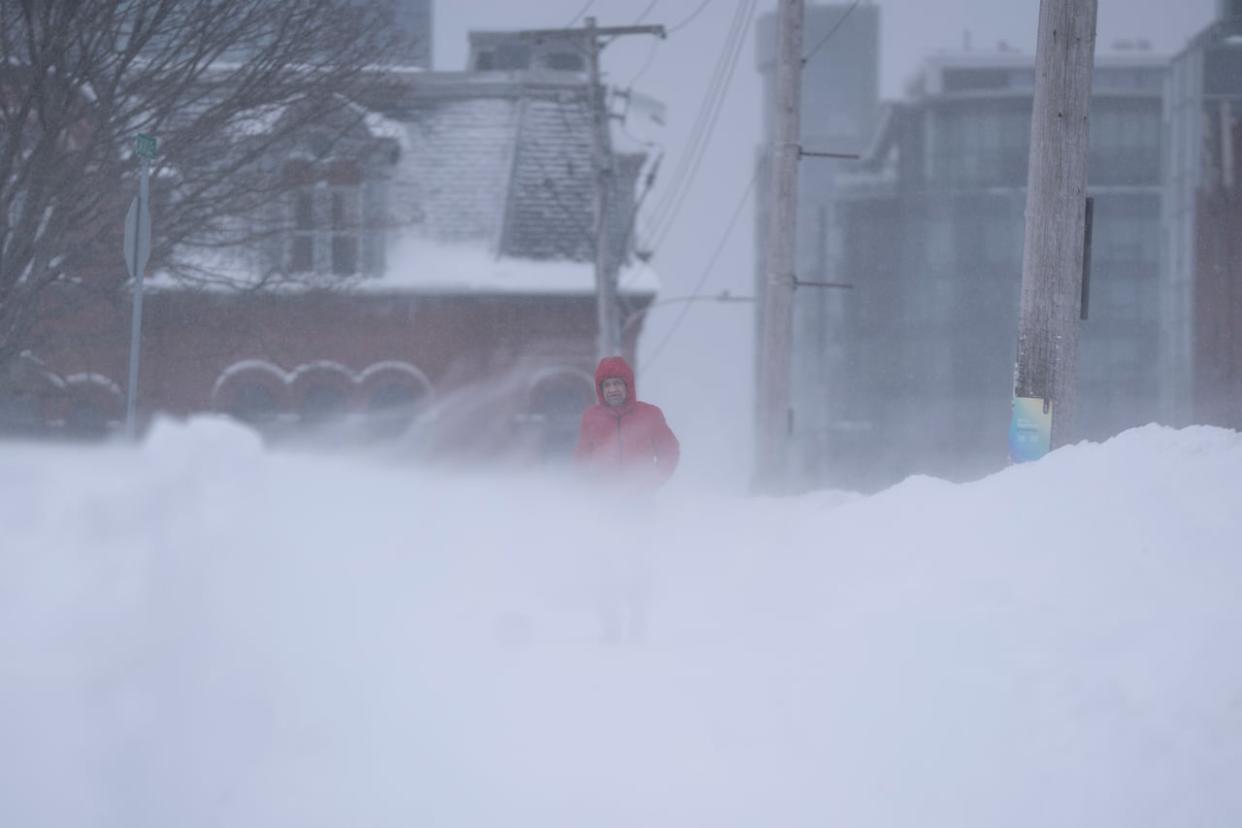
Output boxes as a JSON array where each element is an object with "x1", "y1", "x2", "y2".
[
  {"x1": 135, "y1": 133, "x2": 157, "y2": 159},
  {"x1": 124, "y1": 195, "x2": 151, "y2": 280}
]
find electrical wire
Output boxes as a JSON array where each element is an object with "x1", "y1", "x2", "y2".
[
  {"x1": 643, "y1": 0, "x2": 748, "y2": 230},
  {"x1": 802, "y1": 0, "x2": 862, "y2": 64},
  {"x1": 644, "y1": 0, "x2": 748, "y2": 228},
  {"x1": 668, "y1": 0, "x2": 714, "y2": 33},
  {"x1": 626, "y1": 36, "x2": 662, "y2": 88},
  {"x1": 642, "y1": 0, "x2": 756, "y2": 249},
  {"x1": 647, "y1": 0, "x2": 757, "y2": 251},
  {"x1": 565, "y1": 0, "x2": 596, "y2": 27},
  {"x1": 640, "y1": 167, "x2": 758, "y2": 371},
  {"x1": 633, "y1": 0, "x2": 661, "y2": 23}
]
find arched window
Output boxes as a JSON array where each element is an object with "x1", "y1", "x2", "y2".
[
  {"x1": 212, "y1": 361, "x2": 290, "y2": 426},
  {"x1": 62, "y1": 374, "x2": 123, "y2": 438},
  {"x1": 299, "y1": 383, "x2": 351, "y2": 423},
  {"x1": 0, "y1": 354, "x2": 62, "y2": 434},
  {"x1": 65, "y1": 398, "x2": 110, "y2": 436},
  {"x1": 359, "y1": 361, "x2": 433, "y2": 438},
  {"x1": 528, "y1": 368, "x2": 595, "y2": 458},
  {"x1": 230, "y1": 382, "x2": 283, "y2": 424},
  {"x1": 291, "y1": 362, "x2": 355, "y2": 425},
  {"x1": 368, "y1": 382, "x2": 423, "y2": 413}
]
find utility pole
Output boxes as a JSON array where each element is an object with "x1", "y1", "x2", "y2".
[
  {"x1": 754, "y1": 0, "x2": 804, "y2": 492},
  {"x1": 1010, "y1": 0, "x2": 1098, "y2": 457},
  {"x1": 516, "y1": 20, "x2": 665, "y2": 363},
  {"x1": 586, "y1": 16, "x2": 620, "y2": 363}
]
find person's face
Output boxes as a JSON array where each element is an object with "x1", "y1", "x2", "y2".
[{"x1": 601, "y1": 377, "x2": 627, "y2": 407}]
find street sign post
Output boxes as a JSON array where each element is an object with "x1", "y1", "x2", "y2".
[
  {"x1": 124, "y1": 134, "x2": 156, "y2": 437},
  {"x1": 123, "y1": 195, "x2": 151, "y2": 279},
  {"x1": 135, "y1": 133, "x2": 157, "y2": 159}
]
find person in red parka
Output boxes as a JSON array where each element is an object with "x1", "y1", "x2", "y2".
[{"x1": 574, "y1": 355, "x2": 679, "y2": 487}]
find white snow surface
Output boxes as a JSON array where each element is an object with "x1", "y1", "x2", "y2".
[
  {"x1": 145, "y1": 241, "x2": 660, "y2": 296},
  {"x1": 2, "y1": 418, "x2": 1240, "y2": 827},
  {"x1": 381, "y1": 240, "x2": 661, "y2": 295}
]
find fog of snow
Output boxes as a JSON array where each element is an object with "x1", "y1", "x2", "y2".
[{"x1": 2, "y1": 418, "x2": 1240, "y2": 827}]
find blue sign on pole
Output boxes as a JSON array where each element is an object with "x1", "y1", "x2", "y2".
[{"x1": 1008, "y1": 396, "x2": 1053, "y2": 463}]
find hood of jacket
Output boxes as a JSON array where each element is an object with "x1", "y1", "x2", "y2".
[{"x1": 594, "y1": 356, "x2": 636, "y2": 406}]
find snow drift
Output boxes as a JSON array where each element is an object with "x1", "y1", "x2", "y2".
[{"x1": 2, "y1": 418, "x2": 1240, "y2": 827}]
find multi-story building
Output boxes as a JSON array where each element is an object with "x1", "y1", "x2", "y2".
[
  {"x1": 820, "y1": 49, "x2": 1169, "y2": 491},
  {"x1": 1166, "y1": 0, "x2": 1242, "y2": 430},
  {"x1": 753, "y1": 2, "x2": 881, "y2": 487},
  {"x1": 0, "y1": 39, "x2": 653, "y2": 460}
]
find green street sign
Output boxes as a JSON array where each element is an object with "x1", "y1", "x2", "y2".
[{"x1": 135, "y1": 133, "x2": 157, "y2": 159}]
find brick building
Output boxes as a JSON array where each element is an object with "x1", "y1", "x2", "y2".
[{"x1": 3, "y1": 64, "x2": 656, "y2": 460}]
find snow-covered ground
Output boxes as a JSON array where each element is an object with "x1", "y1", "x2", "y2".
[{"x1": 2, "y1": 418, "x2": 1240, "y2": 827}]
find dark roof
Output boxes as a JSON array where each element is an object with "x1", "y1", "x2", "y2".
[{"x1": 364, "y1": 71, "x2": 643, "y2": 264}]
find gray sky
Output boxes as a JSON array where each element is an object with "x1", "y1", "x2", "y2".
[{"x1": 434, "y1": 0, "x2": 1217, "y2": 488}]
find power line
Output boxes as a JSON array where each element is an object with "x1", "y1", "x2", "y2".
[
  {"x1": 634, "y1": 0, "x2": 661, "y2": 23},
  {"x1": 644, "y1": 0, "x2": 749, "y2": 228},
  {"x1": 802, "y1": 0, "x2": 862, "y2": 64},
  {"x1": 648, "y1": 0, "x2": 756, "y2": 250},
  {"x1": 565, "y1": 0, "x2": 597, "y2": 27},
  {"x1": 643, "y1": 0, "x2": 748, "y2": 232},
  {"x1": 668, "y1": 0, "x2": 715, "y2": 33},
  {"x1": 626, "y1": 36, "x2": 662, "y2": 88},
  {"x1": 643, "y1": 0, "x2": 756, "y2": 248},
  {"x1": 641, "y1": 167, "x2": 758, "y2": 371}
]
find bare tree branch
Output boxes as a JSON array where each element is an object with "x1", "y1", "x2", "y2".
[{"x1": 0, "y1": 0, "x2": 412, "y2": 368}]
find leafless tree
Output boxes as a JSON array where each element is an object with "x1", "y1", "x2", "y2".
[{"x1": 0, "y1": 0, "x2": 410, "y2": 369}]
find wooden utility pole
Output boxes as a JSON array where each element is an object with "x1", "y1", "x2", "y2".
[
  {"x1": 585, "y1": 17, "x2": 621, "y2": 362},
  {"x1": 516, "y1": 20, "x2": 665, "y2": 363},
  {"x1": 754, "y1": 0, "x2": 804, "y2": 491},
  {"x1": 1012, "y1": 0, "x2": 1098, "y2": 450}
]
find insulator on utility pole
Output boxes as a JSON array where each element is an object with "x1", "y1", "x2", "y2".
[{"x1": 1010, "y1": 0, "x2": 1098, "y2": 461}]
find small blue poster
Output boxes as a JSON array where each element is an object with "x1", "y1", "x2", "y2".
[{"x1": 1009, "y1": 396, "x2": 1052, "y2": 463}]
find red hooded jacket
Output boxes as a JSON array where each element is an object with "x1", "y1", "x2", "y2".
[{"x1": 574, "y1": 356, "x2": 679, "y2": 485}]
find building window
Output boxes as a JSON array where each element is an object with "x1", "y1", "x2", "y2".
[
  {"x1": 231, "y1": 381, "x2": 282, "y2": 424},
  {"x1": 298, "y1": 383, "x2": 350, "y2": 423},
  {"x1": 282, "y1": 159, "x2": 363, "y2": 276},
  {"x1": 290, "y1": 187, "x2": 315, "y2": 272},
  {"x1": 544, "y1": 51, "x2": 585, "y2": 71},
  {"x1": 330, "y1": 189, "x2": 360, "y2": 275},
  {"x1": 1088, "y1": 104, "x2": 1161, "y2": 185},
  {"x1": 930, "y1": 107, "x2": 1029, "y2": 187},
  {"x1": 943, "y1": 68, "x2": 1012, "y2": 93}
]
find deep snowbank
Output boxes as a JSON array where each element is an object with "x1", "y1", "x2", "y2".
[{"x1": 2, "y1": 418, "x2": 1240, "y2": 827}]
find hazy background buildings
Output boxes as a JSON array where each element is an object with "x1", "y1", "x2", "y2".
[
  {"x1": 745, "y1": 0, "x2": 1233, "y2": 491},
  {"x1": 436, "y1": 0, "x2": 1218, "y2": 490},
  {"x1": 3, "y1": 0, "x2": 1231, "y2": 493}
]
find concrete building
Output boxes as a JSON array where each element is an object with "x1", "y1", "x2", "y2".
[
  {"x1": 821, "y1": 49, "x2": 1169, "y2": 491},
  {"x1": 1165, "y1": 0, "x2": 1242, "y2": 429},
  {"x1": 753, "y1": 2, "x2": 881, "y2": 487}
]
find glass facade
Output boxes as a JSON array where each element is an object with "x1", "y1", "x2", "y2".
[
  {"x1": 927, "y1": 105, "x2": 1030, "y2": 188},
  {"x1": 820, "y1": 56, "x2": 1170, "y2": 491},
  {"x1": 1165, "y1": 14, "x2": 1242, "y2": 428}
]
